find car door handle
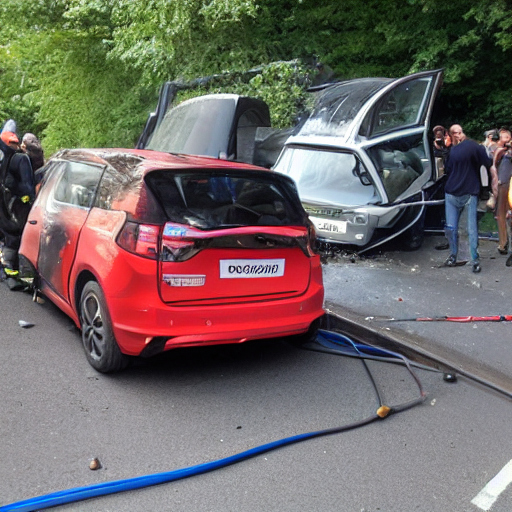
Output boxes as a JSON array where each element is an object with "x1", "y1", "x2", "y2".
[{"x1": 28, "y1": 220, "x2": 37, "y2": 225}]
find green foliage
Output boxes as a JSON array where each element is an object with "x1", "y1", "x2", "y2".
[
  {"x1": 172, "y1": 61, "x2": 314, "y2": 128},
  {"x1": 0, "y1": 0, "x2": 510, "y2": 152},
  {"x1": 247, "y1": 62, "x2": 313, "y2": 127},
  {"x1": 33, "y1": 38, "x2": 155, "y2": 153}
]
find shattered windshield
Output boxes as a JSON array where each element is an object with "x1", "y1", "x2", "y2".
[
  {"x1": 298, "y1": 79, "x2": 391, "y2": 138},
  {"x1": 146, "y1": 96, "x2": 237, "y2": 158},
  {"x1": 274, "y1": 146, "x2": 381, "y2": 206},
  {"x1": 145, "y1": 170, "x2": 305, "y2": 229}
]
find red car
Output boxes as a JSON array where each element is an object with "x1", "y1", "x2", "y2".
[{"x1": 20, "y1": 149, "x2": 324, "y2": 372}]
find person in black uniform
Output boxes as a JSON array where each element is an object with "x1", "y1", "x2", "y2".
[{"x1": 0, "y1": 120, "x2": 36, "y2": 287}]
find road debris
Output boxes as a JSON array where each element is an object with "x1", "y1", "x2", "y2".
[{"x1": 89, "y1": 458, "x2": 101, "y2": 470}]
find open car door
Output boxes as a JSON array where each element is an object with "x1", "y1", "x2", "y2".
[
  {"x1": 274, "y1": 68, "x2": 445, "y2": 251},
  {"x1": 355, "y1": 68, "x2": 445, "y2": 204}
]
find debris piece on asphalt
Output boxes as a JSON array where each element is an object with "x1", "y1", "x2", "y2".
[
  {"x1": 89, "y1": 458, "x2": 101, "y2": 470},
  {"x1": 19, "y1": 320, "x2": 34, "y2": 329},
  {"x1": 376, "y1": 405, "x2": 391, "y2": 418},
  {"x1": 443, "y1": 373, "x2": 457, "y2": 383},
  {"x1": 33, "y1": 290, "x2": 45, "y2": 304}
]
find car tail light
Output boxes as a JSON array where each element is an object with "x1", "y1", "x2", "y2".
[
  {"x1": 117, "y1": 221, "x2": 160, "y2": 259},
  {"x1": 306, "y1": 218, "x2": 319, "y2": 256},
  {"x1": 161, "y1": 223, "x2": 201, "y2": 262}
]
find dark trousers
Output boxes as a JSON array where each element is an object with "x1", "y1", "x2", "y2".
[{"x1": 1, "y1": 231, "x2": 21, "y2": 270}]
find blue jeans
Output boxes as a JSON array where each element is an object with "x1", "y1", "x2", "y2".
[{"x1": 444, "y1": 193, "x2": 479, "y2": 263}]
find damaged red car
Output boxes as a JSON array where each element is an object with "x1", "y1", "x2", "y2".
[{"x1": 19, "y1": 149, "x2": 324, "y2": 372}]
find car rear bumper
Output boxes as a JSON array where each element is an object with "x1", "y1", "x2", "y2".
[{"x1": 107, "y1": 266, "x2": 324, "y2": 356}]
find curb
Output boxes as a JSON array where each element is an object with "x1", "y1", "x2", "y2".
[{"x1": 321, "y1": 300, "x2": 512, "y2": 399}]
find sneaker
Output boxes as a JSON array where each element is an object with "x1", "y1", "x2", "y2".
[
  {"x1": 472, "y1": 262, "x2": 481, "y2": 273},
  {"x1": 497, "y1": 246, "x2": 508, "y2": 255},
  {"x1": 444, "y1": 255, "x2": 457, "y2": 267},
  {"x1": 506, "y1": 254, "x2": 512, "y2": 267},
  {"x1": 435, "y1": 242, "x2": 449, "y2": 250}
]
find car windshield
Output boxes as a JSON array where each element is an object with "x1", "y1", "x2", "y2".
[
  {"x1": 274, "y1": 146, "x2": 380, "y2": 207},
  {"x1": 145, "y1": 170, "x2": 305, "y2": 229},
  {"x1": 146, "y1": 96, "x2": 237, "y2": 157},
  {"x1": 297, "y1": 79, "x2": 391, "y2": 138}
]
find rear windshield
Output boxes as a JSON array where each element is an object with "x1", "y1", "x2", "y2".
[
  {"x1": 145, "y1": 170, "x2": 305, "y2": 229},
  {"x1": 146, "y1": 97, "x2": 236, "y2": 158}
]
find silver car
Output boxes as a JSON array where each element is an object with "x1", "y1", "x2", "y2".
[{"x1": 274, "y1": 69, "x2": 445, "y2": 252}]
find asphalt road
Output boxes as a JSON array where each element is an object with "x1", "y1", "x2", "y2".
[
  {"x1": 323, "y1": 234, "x2": 512, "y2": 396},
  {"x1": 1, "y1": 258, "x2": 512, "y2": 511}
]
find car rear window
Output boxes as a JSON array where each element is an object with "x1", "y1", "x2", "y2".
[
  {"x1": 146, "y1": 96, "x2": 236, "y2": 158},
  {"x1": 145, "y1": 170, "x2": 305, "y2": 229}
]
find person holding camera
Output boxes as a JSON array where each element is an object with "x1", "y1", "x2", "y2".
[
  {"x1": 490, "y1": 128, "x2": 512, "y2": 257},
  {"x1": 432, "y1": 125, "x2": 451, "y2": 173},
  {"x1": 431, "y1": 126, "x2": 452, "y2": 250}
]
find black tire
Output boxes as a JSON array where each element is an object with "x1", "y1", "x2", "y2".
[
  {"x1": 401, "y1": 221, "x2": 425, "y2": 251},
  {"x1": 287, "y1": 318, "x2": 321, "y2": 348},
  {"x1": 80, "y1": 281, "x2": 129, "y2": 373}
]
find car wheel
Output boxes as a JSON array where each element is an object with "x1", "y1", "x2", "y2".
[
  {"x1": 80, "y1": 281, "x2": 129, "y2": 373},
  {"x1": 401, "y1": 221, "x2": 425, "y2": 251},
  {"x1": 287, "y1": 318, "x2": 321, "y2": 347}
]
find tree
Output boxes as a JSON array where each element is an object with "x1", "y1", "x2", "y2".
[{"x1": 0, "y1": 0, "x2": 510, "y2": 152}]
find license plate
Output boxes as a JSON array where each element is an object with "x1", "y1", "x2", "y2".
[
  {"x1": 310, "y1": 217, "x2": 347, "y2": 234},
  {"x1": 220, "y1": 259, "x2": 285, "y2": 278}
]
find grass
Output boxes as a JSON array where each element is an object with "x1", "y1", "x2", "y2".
[{"x1": 478, "y1": 212, "x2": 498, "y2": 234}]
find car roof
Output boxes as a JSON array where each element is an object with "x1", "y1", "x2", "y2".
[
  {"x1": 49, "y1": 148, "x2": 286, "y2": 222},
  {"x1": 53, "y1": 148, "x2": 270, "y2": 176}
]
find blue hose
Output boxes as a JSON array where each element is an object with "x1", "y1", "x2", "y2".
[
  {"x1": 315, "y1": 329, "x2": 398, "y2": 357},
  {"x1": 0, "y1": 331, "x2": 422, "y2": 512},
  {"x1": 0, "y1": 416, "x2": 379, "y2": 512}
]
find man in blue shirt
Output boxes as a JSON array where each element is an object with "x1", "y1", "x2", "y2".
[{"x1": 443, "y1": 124, "x2": 491, "y2": 273}]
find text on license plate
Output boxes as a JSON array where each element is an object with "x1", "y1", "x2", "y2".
[
  {"x1": 311, "y1": 217, "x2": 347, "y2": 234},
  {"x1": 220, "y1": 259, "x2": 285, "y2": 278}
]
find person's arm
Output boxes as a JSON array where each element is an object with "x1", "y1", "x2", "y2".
[
  {"x1": 14, "y1": 153, "x2": 36, "y2": 200},
  {"x1": 490, "y1": 147, "x2": 505, "y2": 197}
]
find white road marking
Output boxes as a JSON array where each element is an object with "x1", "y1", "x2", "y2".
[{"x1": 471, "y1": 459, "x2": 512, "y2": 511}]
